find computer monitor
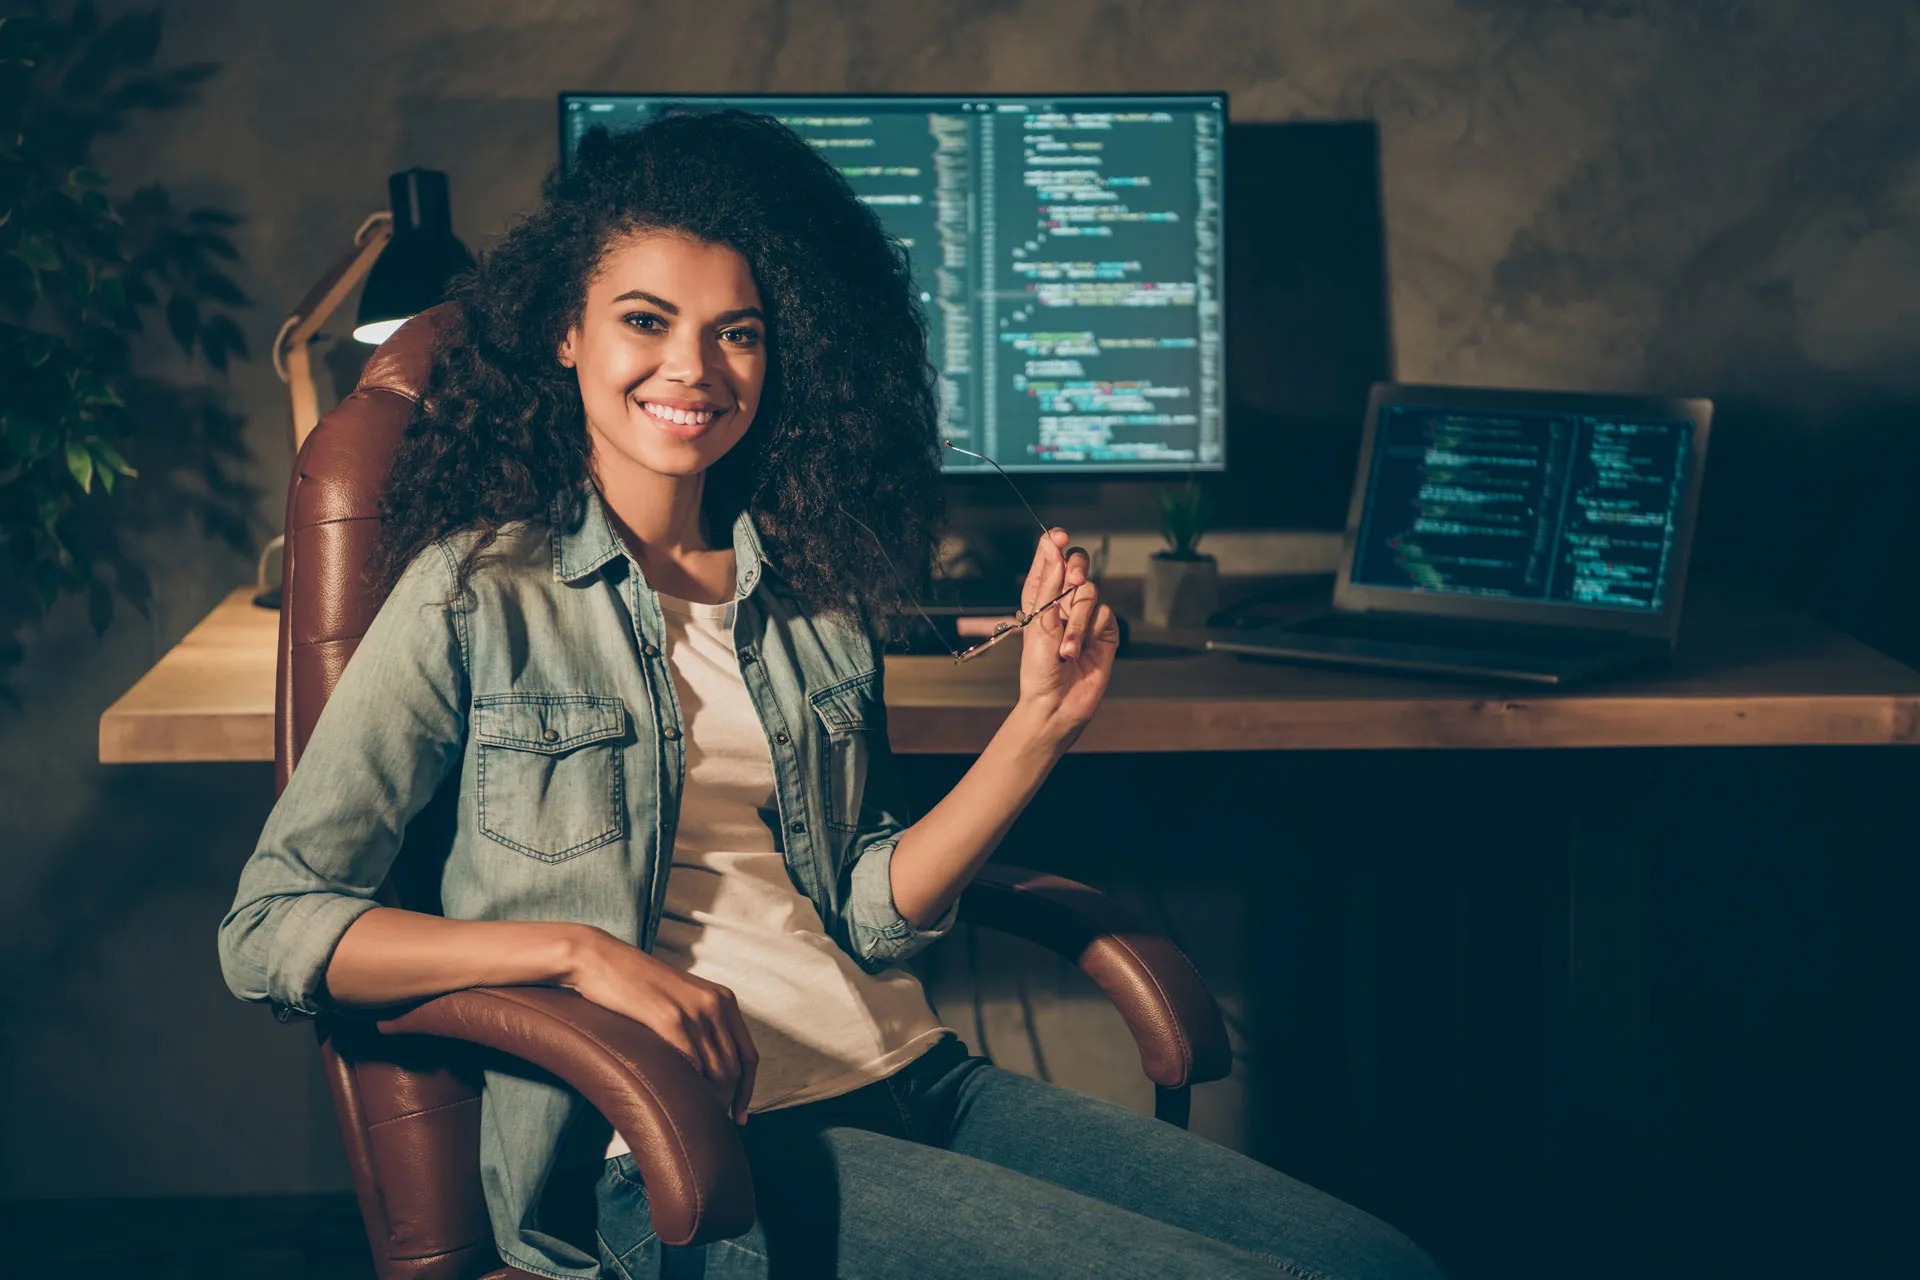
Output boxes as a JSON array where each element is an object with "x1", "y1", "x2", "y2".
[{"x1": 559, "y1": 92, "x2": 1226, "y2": 475}]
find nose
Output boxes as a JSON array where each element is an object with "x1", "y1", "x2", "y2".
[{"x1": 657, "y1": 324, "x2": 713, "y2": 388}]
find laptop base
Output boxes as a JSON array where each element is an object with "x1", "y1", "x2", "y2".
[{"x1": 1205, "y1": 611, "x2": 1669, "y2": 687}]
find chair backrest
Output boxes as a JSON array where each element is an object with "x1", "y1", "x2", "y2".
[{"x1": 277, "y1": 306, "x2": 506, "y2": 1280}]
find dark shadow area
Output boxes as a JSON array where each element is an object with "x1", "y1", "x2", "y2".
[
  {"x1": 902, "y1": 743, "x2": 1915, "y2": 1280},
  {"x1": 6, "y1": 1193, "x2": 374, "y2": 1279},
  {"x1": 1685, "y1": 394, "x2": 1920, "y2": 668},
  {"x1": 0, "y1": 762, "x2": 324, "y2": 1195}
]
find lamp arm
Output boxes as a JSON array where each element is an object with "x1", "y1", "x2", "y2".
[{"x1": 274, "y1": 211, "x2": 395, "y2": 450}]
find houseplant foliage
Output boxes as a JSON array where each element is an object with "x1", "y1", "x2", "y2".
[
  {"x1": 0, "y1": 2, "x2": 254, "y2": 700},
  {"x1": 1157, "y1": 475, "x2": 1217, "y2": 561},
  {"x1": 1145, "y1": 476, "x2": 1220, "y2": 628}
]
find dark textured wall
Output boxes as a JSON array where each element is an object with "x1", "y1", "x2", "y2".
[{"x1": 4, "y1": 0, "x2": 1916, "y2": 1218}]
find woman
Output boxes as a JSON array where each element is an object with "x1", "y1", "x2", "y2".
[{"x1": 219, "y1": 111, "x2": 1442, "y2": 1280}]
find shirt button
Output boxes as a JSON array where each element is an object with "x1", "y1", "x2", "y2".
[
  {"x1": 662, "y1": 726, "x2": 681, "y2": 741},
  {"x1": 789, "y1": 820, "x2": 806, "y2": 835},
  {"x1": 775, "y1": 731, "x2": 790, "y2": 745},
  {"x1": 542, "y1": 728, "x2": 559, "y2": 743},
  {"x1": 740, "y1": 650, "x2": 757, "y2": 665},
  {"x1": 641, "y1": 642, "x2": 659, "y2": 658}
]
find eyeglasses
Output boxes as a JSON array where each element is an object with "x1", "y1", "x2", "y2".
[{"x1": 844, "y1": 441, "x2": 1087, "y2": 664}]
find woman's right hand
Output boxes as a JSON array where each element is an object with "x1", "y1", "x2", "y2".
[{"x1": 564, "y1": 927, "x2": 758, "y2": 1125}]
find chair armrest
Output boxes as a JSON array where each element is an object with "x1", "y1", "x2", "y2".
[
  {"x1": 374, "y1": 986, "x2": 753, "y2": 1247},
  {"x1": 957, "y1": 865, "x2": 1232, "y2": 1090}
]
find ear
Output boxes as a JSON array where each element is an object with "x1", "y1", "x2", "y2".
[{"x1": 557, "y1": 328, "x2": 578, "y2": 369}]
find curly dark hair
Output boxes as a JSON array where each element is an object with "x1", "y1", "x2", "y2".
[{"x1": 369, "y1": 109, "x2": 944, "y2": 627}]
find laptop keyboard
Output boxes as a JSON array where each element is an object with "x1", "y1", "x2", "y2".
[{"x1": 1281, "y1": 612, "x2": 1645, "y2": 658}]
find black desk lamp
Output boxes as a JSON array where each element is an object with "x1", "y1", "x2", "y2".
[
  {"x1": 352, "y1": 169, "x2": 473, "y2": 345},
  {"x1": 272, "y1": 168, "x2": 473, "y2": 450},
  {"x1": 260, "y1": 169, "x2": 473, "y2": 605}
]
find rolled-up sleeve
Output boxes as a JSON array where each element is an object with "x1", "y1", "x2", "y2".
[
  {"x1": 844, "y1": 834, "x2": 960, "y2": 971},
  {"x1": 217, "y1": 540, "x2": 469, "y2": 1017},
  {"x1": 835, "y1": 657, "x2": 958, "y2": 973}
]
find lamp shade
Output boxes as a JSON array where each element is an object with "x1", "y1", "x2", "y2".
[{"x1": 353, "y1": 169, "x2": 474, "y2": 344}]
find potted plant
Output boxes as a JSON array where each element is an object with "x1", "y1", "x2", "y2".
[
  {"x1": 1144, "y1": 476, "x2": 1219, "y2": 628},
  {"x1": 0, "y1": 4, "x2": 255, "y2": 704}
]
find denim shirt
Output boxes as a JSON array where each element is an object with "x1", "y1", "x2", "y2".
[{"x1": 217, "y1": 479, "x2": 955, "y2": 1279}]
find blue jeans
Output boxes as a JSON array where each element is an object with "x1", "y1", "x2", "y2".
[{"x1": 593, "y1": 1035, "x2": 1443, "y2": 1279}]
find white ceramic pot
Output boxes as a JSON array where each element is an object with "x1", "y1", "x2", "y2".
[{"x1": 1143, "y1": 553, "x2": 1219, "y2": 629}]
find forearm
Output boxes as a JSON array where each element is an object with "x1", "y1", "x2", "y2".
[
  {"x1": 887, "y1": 699, "x2": 1071, "y2": 929},
  {"x1": 324, "y1": 906, "x2": 599, "y2": 1008}
]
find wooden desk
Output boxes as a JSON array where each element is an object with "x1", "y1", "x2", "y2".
[
  {"x1": 99, "y1": 586, "x2": 1920, "y2": 763},
  {"x1": 93, "y1": 585, "x2": 1919, "y2": 1277}
]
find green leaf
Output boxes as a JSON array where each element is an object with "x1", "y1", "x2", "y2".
[
  {"x1": 34, "y1": 560, "x2": 62, "y2": 612},
  {"x1": 120, "y1": 184, "x2": 171, "y2": 222},
  {"x1": 120, "y1": 12, "x2": 164, "y2": 68},
  {"x1": 202, "y1": 311, "x2": 249, "y2": 364},
  {"x1": 201, "y1": 321, "x2": 229, "y2": 371},
  {"x1": 1157, "y1": 478, "x2": 1214, "y2": 557},
  {"x1": 93, "y1": 440, "x2": 136, "y2": 477},
  {"x1": 165, "y1": 293, "x2": 197, "y2": 355},
  {"x1": 78, "y1": 188, "x2": 120, "y2": 224},
  {"x1": 3, "y1": 415, "x2": 49, "y2": 458},
  {"x1": 66, "y1": 440, "x2": 93, "y2": 492},
  {"x1": 166, "y1": 61, "x2": 221, "y2": 87},
  {"x1": 0, "y1": 415, "x2": 32, "y2": 456},
  {"x1": 68, "y1": 166, "x2": 109, "y2": 188},
  {"x1": 117, "y1": 558, "x2": 152, "y2": 613},
  {"x1": 14, "y1": 235, "x2": 60, "y2": 271},
  {"x1": 191, "y1": 229, "x2": 237, "y2": 260},
  {"x1": 0, "y1": 252, "x2": 35, "y2": 308},
  {"x1": 94, "y1": 272, "x2": 129, "y2": 324},
  {"x1": 88, "y1": 574, "x2": 113, "y2": 634},
  {"x1": 193, "y1": 268, "x2": 248, "y2": 307},
  {"x1": 73, "y1": 371, "x2": 123, "y2": 406},
  {"x1": 100, "y1": 76, "x2": 190, "y2": 113}
]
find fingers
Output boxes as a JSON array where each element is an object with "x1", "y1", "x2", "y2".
[
  {"x1": 1088, "y1": 602, "x2": 1119, "y2": 653},
  {"x1": 585, "y1": 950, "x2": 754, "y2": 1121},
  {"x1": 672, "y1": 981, "x2": 749, "y2": 1116},
  {"x1": 1056, "y1": 555, "x2": 1098, "y2": 660},
  {"x1": 1023, "y1": 527, "x2": 1072, "y2": 614},
  {"x1": 687, "y1": 1003, "x2": 738, "y2": 1098},
  {"x1": 720, "y1": 997, "x2": 759, "y2": 1125}
]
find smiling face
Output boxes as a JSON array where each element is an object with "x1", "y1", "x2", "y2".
[{"x1": 558, "y1": 230, "x2": 767, "y2": 489}]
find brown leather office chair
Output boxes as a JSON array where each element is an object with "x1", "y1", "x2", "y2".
[{"x1": 276, "y1": 305, "x2": 1232, "y2": 1280}]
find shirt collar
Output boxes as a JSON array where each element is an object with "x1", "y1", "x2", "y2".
[{"x1": 551, "y1": 477, "x2": 769, "y2": 600}]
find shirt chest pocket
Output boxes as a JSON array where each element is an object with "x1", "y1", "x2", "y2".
[
  {"x1": 809, "y1": 671, "x2": 883, "y2": 833},
  {"x1": 473, "y1": 694, "x2": 628, "y2": 863}
]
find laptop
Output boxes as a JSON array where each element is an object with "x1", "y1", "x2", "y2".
[{"x1": 1207, "y1": 383, "x2": 1713, "y2": 686}]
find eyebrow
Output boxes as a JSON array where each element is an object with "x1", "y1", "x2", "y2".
[{"x1": 611, "y1": 289, "x2": 764, "y2": 325}]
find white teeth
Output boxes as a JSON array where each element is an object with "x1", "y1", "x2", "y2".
[{"x1": 642, "y1": 402, "x2": 717, "y2": 426}]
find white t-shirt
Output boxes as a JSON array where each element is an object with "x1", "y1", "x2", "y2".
[{"x1": 606, "y1": 592, "x2": 951, "y2": 1158}]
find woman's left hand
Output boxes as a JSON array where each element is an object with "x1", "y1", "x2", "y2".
[{"x1": 1016, "y1": 528, "x2": 1119, "y2": 745}]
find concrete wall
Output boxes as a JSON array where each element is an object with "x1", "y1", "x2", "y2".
[{"x1": 4, "y1": 0, "x2": 1917, "y2": 1202}]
